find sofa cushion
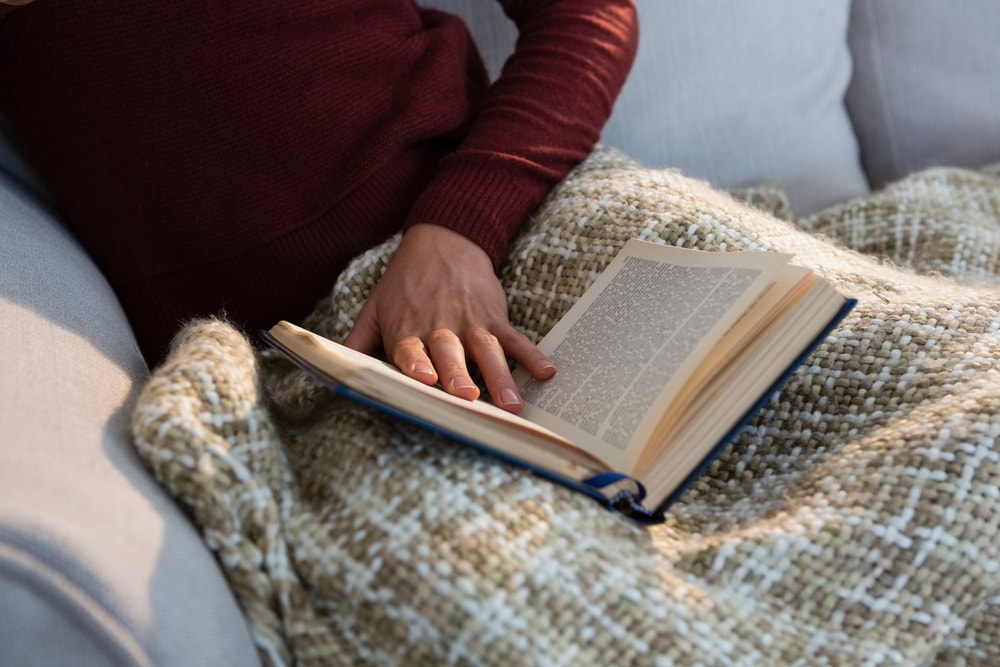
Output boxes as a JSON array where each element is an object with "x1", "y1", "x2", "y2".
[
  {"x1": 0, "y1": 133, "x2": 260, "y2": 665},
  {"x1": 847, "y1": 0, "x2": 1000, "y2": 188},
  {"x1": 424, "y1": 0, "x2": 870, "y2": 216}
]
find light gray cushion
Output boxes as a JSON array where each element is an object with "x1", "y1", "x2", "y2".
[
  {"x1": 422, "y1": 0, "x2": 870, "y2": 216},
  {"x1": 0, "y1": 134, "x2": 260, "y2": 666},
  {"x1": 847, "y1": 0, "x2": 1000, "y2": 189}
]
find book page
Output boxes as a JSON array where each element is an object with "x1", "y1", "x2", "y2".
[
  {"x1": 514, "y1": 240, "x2": 790, "y2": 472},
  {"x1": 630, "y1": 266, "x2": 817, "y2": 472},
  {"x1": 639, "y1": 280, "x2": 847, "y2": 502}
]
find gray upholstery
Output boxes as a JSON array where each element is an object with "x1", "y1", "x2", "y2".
[
  {"x1": 3, "y1": 1, "x2": 1000, "y2": 663},
  {"x1": 0, "y1": 131, "x2": 260, "y2": 666},
  {"x1": 847, "y1": 0, "x2": 1000, "y2": 188},
  {"x1": 427, "y1": 0, "x2": 871, "y2": 215}
]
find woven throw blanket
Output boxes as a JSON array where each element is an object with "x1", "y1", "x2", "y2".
[{"x1": 133, "y1": 147, "x2": 1000, "y2": 666}]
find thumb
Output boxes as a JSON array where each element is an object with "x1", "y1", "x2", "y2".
[{"x1": 343, "y1": 297, "x2": 381, "y2": 354}]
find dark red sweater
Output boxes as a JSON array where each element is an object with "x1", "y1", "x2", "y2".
[{"x1": 0, "y1": 1, "x2": 637, "y2": 365}]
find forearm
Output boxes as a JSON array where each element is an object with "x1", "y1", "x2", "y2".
[{"x1": 404, "y1": 0, "x2": 639, "y2": 270}]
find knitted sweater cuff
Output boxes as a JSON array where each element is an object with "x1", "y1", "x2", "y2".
[{"x1": 402, "y1": 154, "x2": 556, "y2": 273}]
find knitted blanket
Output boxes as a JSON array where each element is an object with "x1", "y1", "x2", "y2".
[{"x1": 132, "y1": 147, "x2": 1000, "y2": 666}]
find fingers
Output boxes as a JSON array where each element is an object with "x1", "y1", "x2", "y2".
[
  {"x1": 465, "y1": 327, "x2": 523, "y2": 411},
  {"x1": 467, "y1": 325, "x2": 557, "y2": 413},
  {"x1": 393, "y1": 335, "x2": 441, "y2": 386},
  {"x1": 390, "y1": 323, "x2": 554, "y2": 414},
  {"x1": 477, "y1": 326, "x2": 557, "y2": 413},
  {"x1": 425, "y1": 329, "x2": 481, "y2": 400},
  {"x1": 342, "y1": 299, "x2": 381, "y2": 355},
  {"x1": 494, "y1": 326, "x2": 557, "y2": 382}
]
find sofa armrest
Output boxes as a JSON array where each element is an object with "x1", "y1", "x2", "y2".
[{"x1": 0, "y1": 141, "x2": 261, "y2": 666}]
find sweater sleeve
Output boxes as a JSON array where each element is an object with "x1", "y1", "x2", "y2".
[{"x1": 402, "y1": 0, "x2": 638, "y2": 270}]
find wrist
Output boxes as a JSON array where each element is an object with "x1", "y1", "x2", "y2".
[{"x1": 403, "y1": 223, "x2": 493, "y2": 264}]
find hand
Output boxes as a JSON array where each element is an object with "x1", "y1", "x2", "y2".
[{"x1": 343, "y1": 224, "x2": 555, "y2": 413}]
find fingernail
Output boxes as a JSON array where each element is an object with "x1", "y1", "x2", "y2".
[
  {"x1": 451, "y1": 378, "x2": 478, "y2": 392},
  {"x1": 412, "y1": 362, "x2": 435, "y2": 377},
  {"x1": 499, "y1": 388, "x2": 522, "y2": 408}
]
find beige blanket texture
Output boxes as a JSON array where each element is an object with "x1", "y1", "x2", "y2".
[{"x1": 133, "y1": 147, "x2": 1000, "y2": 666}]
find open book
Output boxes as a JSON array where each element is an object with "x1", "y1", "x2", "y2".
[{"x1": 261, "y1": 239, "x2": 855, "y2": 523}]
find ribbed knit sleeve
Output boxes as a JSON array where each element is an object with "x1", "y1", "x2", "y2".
[
  {"x1": 405, "y1": 0, "x2": 639, "y2": 269},
  {"x1": 0, "y1": 0, "x2": 636, "y2": 364}
]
